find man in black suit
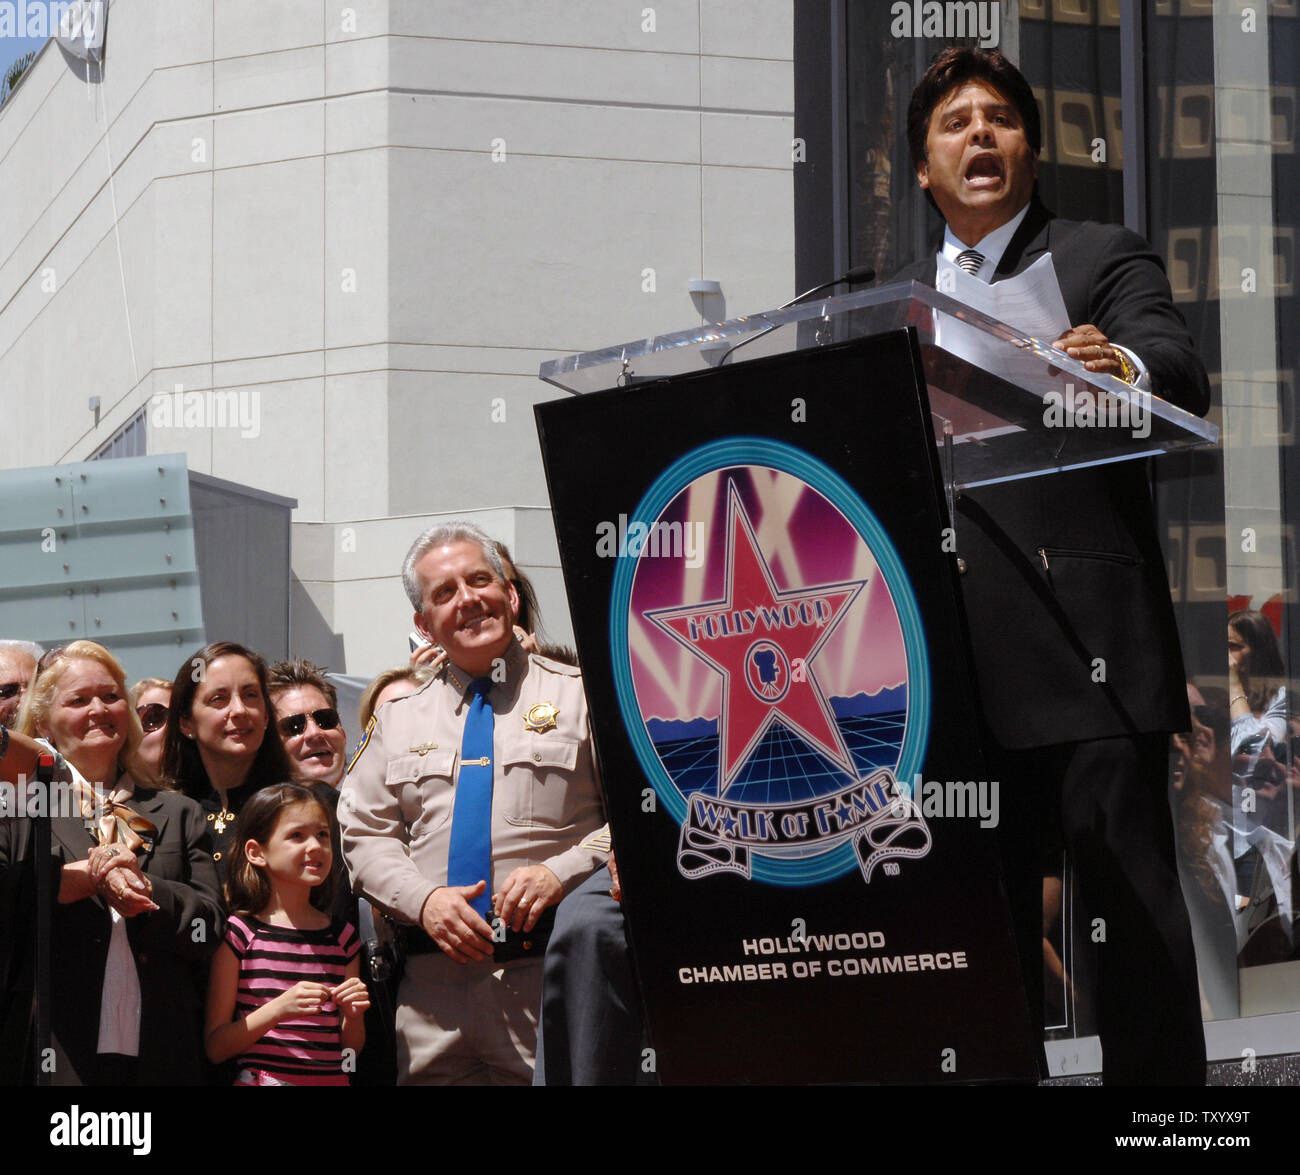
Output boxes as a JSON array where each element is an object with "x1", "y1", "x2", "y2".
[
  {"x1": 894, "y1": 46, "x2": 1208, "y2": 1084},
  {"x1": 538, "y1": 46, "x2": 1210, "y2": 1087}
]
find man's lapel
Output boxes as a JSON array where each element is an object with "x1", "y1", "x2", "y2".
[
  {"x1": 887, "y1": 253, "x2": 937, "y2": 287},
  {"x1": 992, "y1": 198, "x2": 1054, "y2": 281}
]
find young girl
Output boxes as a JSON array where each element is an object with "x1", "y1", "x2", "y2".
[{"x1": 204, "y1": 783, "x2": 368, "y2": 1085}]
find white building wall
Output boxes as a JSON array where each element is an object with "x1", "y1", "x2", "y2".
[{"x1": 0, "y1": 0, "x2": 794, "y2": 678}]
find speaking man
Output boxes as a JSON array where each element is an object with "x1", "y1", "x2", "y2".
[
  {"x1": 339, "y1": 522, "x2": 607, "y2": 1084},
  {"x1": 895, "y1": 47, "x2": 1209, "y2": 1084}
]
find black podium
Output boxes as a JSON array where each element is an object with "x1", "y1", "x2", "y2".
[{"x1": 534, "y1": 285, "x2": 1217, "y2": 1085}]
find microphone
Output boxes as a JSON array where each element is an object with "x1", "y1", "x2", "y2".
[
  {"x1": 776, "y1": 264, "x2": 877, "y2": 310},
  {"x1": 717, "y1": 264, "x2": 876, "y2": 366}
]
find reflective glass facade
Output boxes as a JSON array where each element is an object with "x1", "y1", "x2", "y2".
[{"x1": 815, "y1": 0, "x2": 1300, "y2": 1067}]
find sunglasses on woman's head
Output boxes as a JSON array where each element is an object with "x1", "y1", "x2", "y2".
[
  {"x1": 36, "y1": 647, "x2": 66, "y2": 675},
  {"x1": 136, "y1": 703, "x2": 169, "y2": 733},
  {"x1": 277, "y1": 708, "x2": 341, "y2": 739}
]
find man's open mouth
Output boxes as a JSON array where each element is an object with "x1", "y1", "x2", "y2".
[{"x1": 965, "y1": 154, "x2": 1003, "y2": 184}]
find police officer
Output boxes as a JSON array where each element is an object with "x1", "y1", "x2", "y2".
[{"x1": 339, "y1": 521, "x2": 606, "y2": 1084}]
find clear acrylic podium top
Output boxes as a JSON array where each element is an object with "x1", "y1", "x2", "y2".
[{"x1": 538, "y1": 282, "x2": 1218, "y2": 490}]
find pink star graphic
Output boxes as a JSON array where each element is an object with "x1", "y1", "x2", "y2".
[{"x1": 646, "y1": 481, "x2": 866, "y2": 794}]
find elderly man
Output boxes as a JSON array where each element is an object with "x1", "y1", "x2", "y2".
[
  {"x1": 890, "y1": 46, "x2": 1209, "y2": 1085},
  {"x1": 268, "y1": 658, "x2": 348, "y2": 788},
  {"x1": 0, "y1": 642, "x2": 41, "y2": 728},
  {"x1": 339, "y1": 521, "x2": 606, "y2": 1084}
]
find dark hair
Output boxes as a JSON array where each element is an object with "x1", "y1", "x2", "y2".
[
  {"x1": 163, "y1": 642, "x2": 293, "y2": 798},
  {"x1": 1227, "y1": 609, "x2": 1287, "y2": 712},
  {"x1": 223, "y1": 782, "x2": 334, "y2": 914},
  {"x1": 1227, "y1": 610, "x2": 1286, "y2": 677},
  {"x1": 494, "y1": 541, "x2": 542, "y2": 636},
  {"x1": 537, "y1": 642, "x2": 579, "y2": 667},
  {"x1": 907, "y1": 47, "x2": 1041, "y2": 211},
  {"x1": 267, "y1": 657, "x2": 338, "y2": 710}
]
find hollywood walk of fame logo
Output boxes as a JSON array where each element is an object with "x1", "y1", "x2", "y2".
[{"x1": 609, "y1": 437, "x2": 934, "y2": 889}]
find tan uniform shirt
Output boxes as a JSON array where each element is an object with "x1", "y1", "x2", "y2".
[{"x1": 339, "y1": 640, "x2": 607, "y2": 925}]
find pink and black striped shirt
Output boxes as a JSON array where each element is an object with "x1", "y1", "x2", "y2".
[{"x1": 224, "y1": 914, "x2": 360, "y2": 1086}]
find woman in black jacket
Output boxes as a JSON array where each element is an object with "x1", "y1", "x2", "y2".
[{"x1": 0, "y1": 640, "x2": 221, "y2": 1085}]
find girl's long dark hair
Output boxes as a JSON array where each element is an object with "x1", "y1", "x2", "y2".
[{"x1": 223, "y1": 782, "x2": 335, "y2": 915}]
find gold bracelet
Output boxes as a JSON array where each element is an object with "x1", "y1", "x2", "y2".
[{"x1": 1112, "y1": 347, "x2": 1138, "y2": 385}]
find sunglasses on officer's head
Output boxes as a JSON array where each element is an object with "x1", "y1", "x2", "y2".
[
  {"x1": 277, "y1": 707, "x2": 341, "y2": 739},
  {"x1": 136, "y1": 703, "x2": 169, "y2": 733}
]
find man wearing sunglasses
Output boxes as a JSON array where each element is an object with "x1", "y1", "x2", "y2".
[
  {"x1": 0, "y1": 641, "x2": 42, "y2": 728},
  {"x1": 268, "y1": 659, "x2": 348, "y2": 788}
]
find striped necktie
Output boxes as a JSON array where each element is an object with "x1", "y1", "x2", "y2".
[
  {"x1": 448, "y1": 677, "x2": 494, "y2": 917},
  {"x1": 954, "y1": 248, "x2": 985, "y2": 276}
]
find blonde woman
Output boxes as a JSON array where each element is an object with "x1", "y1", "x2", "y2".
[{"x1": 0, "y1": 641, "x2": 221, "y2": 1085}]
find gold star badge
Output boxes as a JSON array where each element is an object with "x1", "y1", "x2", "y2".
[{"x1": 523, "y1": 702, "x2": 559, "y2": 733}]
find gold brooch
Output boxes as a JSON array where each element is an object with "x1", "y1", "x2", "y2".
[
  {"x1": 523, "y1": 702, "x2": 559, "y2": 733},
  {"x1": 408, "y1": 742, "x2": 439, "y2": 756},
  {"x1": 208, "y1": 808, "x2": 236, "y2": 835}
]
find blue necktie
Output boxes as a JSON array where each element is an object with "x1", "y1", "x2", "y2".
[{"x1": 448, "y1": 677, "x2": 494, "y2": 917}]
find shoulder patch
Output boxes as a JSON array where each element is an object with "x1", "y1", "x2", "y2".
[
  {"x1": 533, "y1": 655, "x2": 582, "y2": 678},
  {"x1": 347, "y1": 715, "x2": 377, "y2": 774}
]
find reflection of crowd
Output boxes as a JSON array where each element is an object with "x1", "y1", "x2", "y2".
[
  {"x1": 1166, "y1": 610, "x2": 1298, "y2": 1020},
  {"x1": 1223, "y1": 611, "x2": 1295, "y2": 961},
  {"x1": 1040, "y1": 609, "x2": 1298, "y2": 1030},
  {"x1": 0, "y1": 531, "x2": 595, "y2": 1086}
]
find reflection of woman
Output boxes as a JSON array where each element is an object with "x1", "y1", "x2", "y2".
[
  {"x1": 0, "y1": 641, "x2": 221, "y2": 1084},
  {"x1": 162, "y1": 642, "x2": 293, "y2": 873},
  {"x1": 1227, "y1": 610, "x2": 1287, "y2": 771}
]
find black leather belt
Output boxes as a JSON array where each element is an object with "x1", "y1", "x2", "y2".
[{"x1": 402, "y1": 906, "x2": 556, "y2": 963}]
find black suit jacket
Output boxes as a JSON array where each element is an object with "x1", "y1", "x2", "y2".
[
  {"x1": 0, "y1": 786, "x2": 222, "y2": 1085},
  {"x1": 892, "y1": 200, "x2": 1210, "y2": 748}
]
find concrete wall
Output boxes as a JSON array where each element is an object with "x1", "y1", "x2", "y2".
[{"x1": 0, "y1": 1, "x2": 794, "y2": 677}]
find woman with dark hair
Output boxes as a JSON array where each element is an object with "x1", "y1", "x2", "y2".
[
  {"x1": 495, "y1": 541, "x2": 541, "y2": 640},
  {"x1": 0, "y1": 640, "x2": 221, "y2": 1084},
  {"x1": 163, "y1": 642, "x2": 293, "y2": 872},
  {"x1": 1227, "y1": 610, "x2": 1288, "y2": 772}
]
